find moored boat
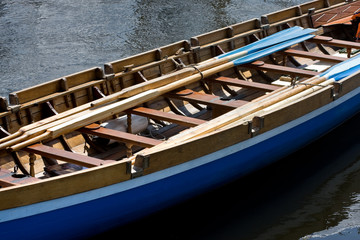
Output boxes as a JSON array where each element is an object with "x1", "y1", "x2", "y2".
[{"x1": 1, "y1": 0, "x2": 360, "y2": 239}]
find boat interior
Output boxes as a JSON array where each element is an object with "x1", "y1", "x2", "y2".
[{"x1": 0, "y1": 0, "x2": 359, "y2": 188}]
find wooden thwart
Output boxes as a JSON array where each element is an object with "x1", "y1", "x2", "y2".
[
  {"x1": 128, "y1": 107, "x2": 206, "y2": 127},
  {"x1": 283, "y1": 49, "x2": 346, "y2": 62},
  {"x1": 245, "y1": 61, "x2": 319, "y2": 78},
  {"x1": 167, "y1": 89, "x2": 248, "y2": 110},
  {"x1": 25, "y1": 144, "x2": 113, "y2": 168},
  {"x1": 209, "y1": 76, "x2": 281, "y2": 92},
  {"x1": 78, "y1": 124, "x2": 162, "y2": 148},
  {"x1": 308, "y1": 36, "x2": 360, "y2": 49}
]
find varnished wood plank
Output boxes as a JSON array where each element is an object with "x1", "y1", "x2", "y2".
[
  {"x1": 128, "y1": 107, "x2": 206, "y2": 127},
  {"x1": 25, "y1": 144, "x2": 111, "y2": 168},
  {"x1": 283, "y1": 49, "x2": 346, "y2": 62},
  {"x1": 209, "y1": 76, "x2": 281, "y2": 92},
  {"x1": 167, "y1": 89, "x2": 248, "y2": 110},
  {"x1": 78, "y1": 124, "x2": 162, "y2": 148},
  {"x1": 308, "y1": 36, "x2": 360, "y2": 49},
  {"x1": 311, "y1": 1, "x2": 360, "y2": 27},
  {"x1": 245, "y1": 61, "x2": 319, "y2": 78}
]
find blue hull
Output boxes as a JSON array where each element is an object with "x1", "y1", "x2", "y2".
[{"x1": 1, "y1": 87, "x2": 360, "y2": 239}]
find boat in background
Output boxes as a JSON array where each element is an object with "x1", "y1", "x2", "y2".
[{"x1": 1, "y1": 0, "x2": 360, "y2": 239}]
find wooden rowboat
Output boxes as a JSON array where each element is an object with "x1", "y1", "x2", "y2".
[{"x1": 2, "y1": 0, "x2": 360, "y2": 239}]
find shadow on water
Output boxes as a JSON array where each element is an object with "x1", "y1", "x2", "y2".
[{"x1": 90, "y1": 113, "x2": 360, "y2": 240}]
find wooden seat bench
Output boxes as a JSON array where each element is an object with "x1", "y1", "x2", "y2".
[
  {"x1": 283, "y1": 49, "x2": 346, "y2": 63},
  {"x1": 208, "y1": 76, "x2": 281, "y2": 92},
  {"x1": 166, "y1": 89, "x2": 248, "y2": 110},
  {"x1": 78, "y1": 124, "x2": 162, "y2": 148},
  {"x1": 25, "y1": 144, "x2": 114, "y2": 168},
  {"x1": 244, "y1": 61, "x2": 319, "y2": 78},
  {"x1": 308, "y1": 35, "x2": 360, "y2": 50},
  {"x1": 128, "y1": 107, "x2": 206, "y2": 127}
]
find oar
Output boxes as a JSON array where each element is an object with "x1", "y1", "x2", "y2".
[
  {"x1": 0, "y1": 27, "x2": 313, "y2": 146},
  {"x1": 5, "y1": 31, "x2": 317, "y2": 151},
  {"x1": 216, "y1": 26, "x2": 316, "y2": 60},
  {"x1": 135, "y1": 51, "x2": 360, "y2": 156},
  {"x1": 201, "y1": 27, "x2": 316, "y2": 65}
]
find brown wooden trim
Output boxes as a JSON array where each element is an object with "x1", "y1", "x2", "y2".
[
  {"x1": 308, "y1": 36, "x2": 360, "y2": 49},
  {"x1": 244, "y1": 61, "x2": 319, "y2": 78},
  {"x1": 166, "y1": 89, "x2": 248, "y2": 110},
  {"x1": 78, "y1": 124, "x2": 162, "y2": 148},
  {"x1": 209, "y1": 76, "x2": 281, "y2": 92},
  {"x1": 25, "y1": 144, "x2": 112, "y2": 168},
  {"x1": 128, "y1": 107, "x2": 206, "y2": 127},
  {"x1": 283, "y1": 49, "x2": 346, "y2": 62},
  {"x1": 310, "y1": 1, "x2": 360, "y2": 27}
]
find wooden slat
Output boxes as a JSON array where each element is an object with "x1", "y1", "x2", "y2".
[
  {"x1": 245, "y1": 61, "x2": 319, "y2": 78},
  {"x1": 308, "y1": 36, "x2": 360, "y2": 49},
  {"x1": 283, "y1": 49, "x2": 346, "y2": 62},
  {"x1": 128, "y1": 107, "x2": 206, "y2": 127},
  {"x1": 78, "y1": 124, "x2": 162, "y2": 148},
  {"x1": 167, "y1": 89, "x2": 248, "y2": 110},
  {"x1": 25, "y1": 144, "x2": 111, "y2": 168},
  {"x1": 209, "y1": 76, "x2": 281, "y2": 92},
  {"x1": 311, "y1": 1, "x2": 360, "y2": 27}
]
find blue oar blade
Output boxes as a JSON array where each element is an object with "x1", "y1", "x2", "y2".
[
  {"x1": 217, "y1": 27, "x2": 302, "y2": 59},
  {"x1": 331, "y1": 61, "x2": 360, "y2": 81},
  {"x1": 245, "y1": 28, "x2": 317, "y2": 54},
  {"x1": 217, "y1": 27, "x2": 316, "y2": 59},
  {"x1": 319, "y1": 53, "x2": 360, "y2": 79},
  {"x1": 233, "y1": 34, "x2": 315, "y2": 66}
]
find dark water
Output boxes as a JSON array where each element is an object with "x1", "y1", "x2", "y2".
[{"x1": 1, "y1": 0, "x2": 360, "y2": 239}]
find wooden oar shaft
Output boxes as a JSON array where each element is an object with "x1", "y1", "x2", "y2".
[
  {"x1": 0, "y1": 131, "x2": 22, "y2": 144},
  {"x1": 7, "y1": 61, "x2": 236, "y2": 151},
  {"x1": 9, "y1": 132, "x2": 52, "y2": 152},
  {"x1": 0, "y1": 54, "x2": 232, "y2": 146},
  {"x1": 180, "y1": 78, "x2": 336, "y2": 144},
  {"x1": 135, "y1": 75, "x2": 329, "y2": 156},
  {"x1": 49, "y1": 61, "x2": 234, "y2": 139}
]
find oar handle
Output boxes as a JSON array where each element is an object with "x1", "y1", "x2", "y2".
[
  {"x1": 9, "y1": 132, "x2": 51, "y2": 152},
  {"x1": 0, "y1": 133, "x2": 31, "y2": 150},
  {"x1": 0, "y1": 131, "x2": 23, "y2": 144}
]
